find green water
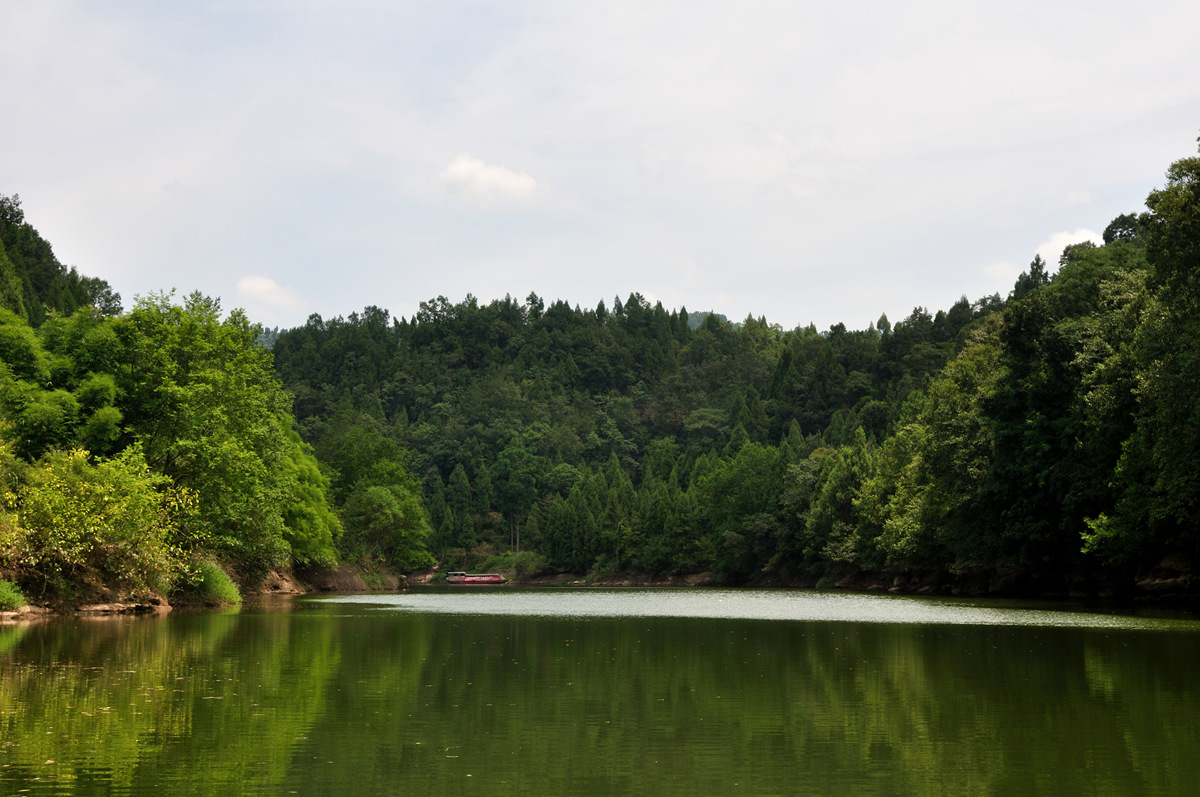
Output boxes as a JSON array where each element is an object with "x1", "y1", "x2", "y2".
[{"x1": 2, "y1": 589, "x2": 1199, "y2": 796}]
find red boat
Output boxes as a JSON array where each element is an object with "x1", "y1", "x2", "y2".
[{"x1": 445, "y1": 571, "x2": 507, "y2": 584}]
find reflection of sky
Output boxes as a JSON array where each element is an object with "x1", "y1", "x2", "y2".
[
  {"x1": 319, "y1": 589, "x2": 1200, "y2": 630},
  {"x1": 5, "y1": 3, "x2": 1200, "y2": 332}
]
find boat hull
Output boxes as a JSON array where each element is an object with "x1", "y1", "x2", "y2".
[{"x1": 445, "y1": 573, "x2": 507, "y2": 584}]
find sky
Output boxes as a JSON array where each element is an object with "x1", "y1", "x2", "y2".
[{"x1": 3, "y1": 0, "x2": 1199, "y2": 332}]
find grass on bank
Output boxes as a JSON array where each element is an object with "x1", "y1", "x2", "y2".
[
  {"x1": 172, "y1": 561, "x2": 242, "y2": 607},
  {"x1": 0, "y1": 579, "x2": 26, "y2": 611}
]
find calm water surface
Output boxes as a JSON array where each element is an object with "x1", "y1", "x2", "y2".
[{"x1": 2, "y1": 588, "x2": 1198, "y2": 796}]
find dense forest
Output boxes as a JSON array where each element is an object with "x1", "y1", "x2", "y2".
[
  {"x1": 0, "y1": 194, "x2": 345, "y2": 607},
  {"x1": 2, "y1": 141, "x2": 1199, "y2": 607},
  {"x1": 271, "y1": 142, "x2": 1200, "y2": 597}
]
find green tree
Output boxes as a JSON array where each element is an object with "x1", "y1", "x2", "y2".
[
  {"x1": 877, "y1": 321, "x2": 1007, "y2": 576},
  {"x1": 693, "y1": 442, "x2": 783, "y2": 581},
  {"x1": 1091, "y1": 141, "x2": 1200, "y2": 564},
  {"x1": 803, "y1": 432, "x2": 876, "y2": 570},
  {"x1": 446, "y1": 463, "x2": 475, "y2": 550},
  {"x1": 3, "y1": 445, "x2": 195, "y2": 601},
  {"x1": 1010, "y1": 255, "x2": 1051, "y2": 302},
  {"x1": 342, "y1": 482, "x2": 434, "y2": 571},
  {"x1": 1103, "y1": 213, "x2": 1141, "y2": 245},
  {"x1": 492, "y1": 442, "x2": 539, "y2": 551},
  {"x1": 278, "y1": 431, "x2": 341, "y2": 567},
  {"x1": 113, "y1": 293, "x2": 331, "y2": 580},
  {"x1": 0, "y1": 194, "x2": 118, "y2": 325}
]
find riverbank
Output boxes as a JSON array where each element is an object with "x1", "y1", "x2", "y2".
[
  {"x1": 0, "y1": 561, "x2": 406, "y2": 622},
  {"x1": 0, "y1": 599, "x2": 167, "y2": 622},
  {"x1": 5, "y1": 553, "x2": 1196, "y2": 622},
  {"x1": 510, "y1": 556, "x2": 1200, "y2": 607},
  {"x1": 285, "y1": 550, "x2": 1200, "y2": 608}
]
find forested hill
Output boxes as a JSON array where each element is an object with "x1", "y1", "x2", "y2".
[
  {"x1": 270, "y1": 284, "x2": 1009, "y2": 583},
  {"x1": 0, "y1": 194, "x2": 121, "y2": 325},
  {"x1": 270, "y1": 141, "x2": 1200, "y2": 596},
  {"x1": 0, "y1": 194, "x2": 346, "y2": 608},
  {"x1": 2, "y1": 142, "x2": 1198, "y2": 606}
]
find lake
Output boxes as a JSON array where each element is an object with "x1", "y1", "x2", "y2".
[{"x1": 2, "y1": 588, "x2": 1199, "y2": 795}]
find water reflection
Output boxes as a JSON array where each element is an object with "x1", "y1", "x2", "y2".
[{"x1": 1, "y1": 592, "x2": 1197, "y2": 796}]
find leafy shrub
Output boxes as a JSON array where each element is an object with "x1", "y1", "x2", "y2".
[
  {"x1": 512, "y1": 551, "x2": 548, "y2": 579},
  {"x1": 0, "y1": 579, "x2": 24, "y2": 610},
  {"x1": 11, "y1": 446, "x2": 195, "y2": 600},
  {"x1": 176, "y1": 560, "x2": 242, "y2": 606},
  {"x1": 478, "y1": 550, "x2": 547, "y2": 580}
]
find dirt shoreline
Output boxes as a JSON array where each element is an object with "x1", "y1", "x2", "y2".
[{"x1": 5, "y1": 558, "x2": 1197, "y2": 621}]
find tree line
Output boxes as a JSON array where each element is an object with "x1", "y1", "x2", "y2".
[
  {"x1": 0, "y1": 196, "x2": 355, "y2": 605},
  {"x1": 2, "y1": 140, "x2": 1198, "y2": 603},
  {"x1": 268, "y1": 140, "x2": 1200, "y2": 594}
]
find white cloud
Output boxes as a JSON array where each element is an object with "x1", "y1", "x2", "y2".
[
  {"x1": 440, "y1": 154, "x2": 541, "y2": 201},
  {"x1": 236, "y1": 276, "x2": 305, "y2": 311},
  {"x1": 1035, "y1": 229, "x2": 1104, "y2": 267}
]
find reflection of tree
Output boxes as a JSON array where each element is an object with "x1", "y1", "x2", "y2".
[
  {"x1": 0, "y1": 610, "x2": 343, "y2": 794},
  {"x1": 259, "y1": 611, "x2": 1200, "y2": 796},
  {"x1": 3, "y1": 609, "x2": 1197, "y2": 795}
]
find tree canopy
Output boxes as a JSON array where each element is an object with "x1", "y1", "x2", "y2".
[{"x1": 5, "y1": 138, "x2": 1200, "y2": 601}]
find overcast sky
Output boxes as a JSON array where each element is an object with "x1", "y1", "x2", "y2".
[{"x1": 3, "y1": 1, "x2": 1199, "y2": 331}]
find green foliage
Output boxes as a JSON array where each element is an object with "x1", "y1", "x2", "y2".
[
  {"x1": 0, "y1": 309, "x2": 49, "y2": 381},
  {"x1": 4, "y1": 445, "x2": 194, "y2": 600},
  {"x1": 1103, "y1": 213, "x2": 1141, "y2": 245},
  {"x1": 693, "y1": 441, "x2": 785, "y2": 580},
  {"x1": 268, "y1": 153, "x2": 1200, "y2": 593},
  {"x1": 0, "y1": 283, "x2": 342, "y2": 598},
  {"x1": 0, "y1": 578, "x2": 24, "y2": 610},
  {"x1": 7, "y1": 143, "x2": 1200, "y2": 597},
  {"x1": 0, "y1": 193, "x2": 120, "y2": 325},
  {"x1": 278, "y1": 431, "x2": 342, "y2": 567},
  {"x1": 310, "y1": 405, "x2": 432, "y2": 569},
  {"x1": 805, "y1": 435, "x2": 876, "y2": 568},
  {"x1": 1093, "y1": 142, "x2": 1200, "y2": 563},
  {"x1": 902, "y1": 321, "x2": 1008, "y2": 572},
  {"x1": 104, "y1": 292, "x2": 340, "y2": 582},
  {"x1": 478, "y1": 550, "x2": 548, "y2": 579},
  {"x1": 1010, "y1": 255, "x2": 1050, "y2": 302},
  {"x1": 342, "y1": 484, "x2": 434, "y2": 571},
  {"x1": 271, "y1": 286, "x2": 1006, "y2": 583},
  {"x1": 175, "y1": 560, "x2": 242, "y2": 606},
  {"x1": 0, "y1": 240, "x2": 27, "y2": 319},
  {"x1": 77, "y1": 404, "x2": 123, "y2": 455},
  {"x1": 11, "y1": 389, "x2": 80, "y2": 460},
  {"x1": 0, "y1": 202, "x2": 347, "y2": 599}
]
